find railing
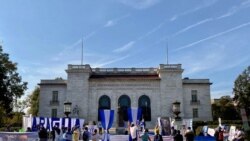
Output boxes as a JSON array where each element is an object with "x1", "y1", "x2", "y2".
[
  {"x1": 50, "y1": 100, "x2": 59, "y2": 106},
  {"x1": 190, "y1": 100, "x2": 200, "y2": 105},
  {"x1": 92, "y1": 68, "x2": 158, "y2": 73},
  {"x1": 68, "y1": 64, "x2": 90, "y2": 70},
  {"x1": 160, "y1": 64, "x2": 181, "y2": 69}
]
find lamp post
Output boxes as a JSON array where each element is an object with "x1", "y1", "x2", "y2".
[
  {"x1": 172, "y1": 101, "x2": 181, "y2": 120},
  {"x1": 64, "y1": 101, "x2": 72, "y2": 118}
]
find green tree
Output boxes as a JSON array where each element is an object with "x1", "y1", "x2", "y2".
[
  {"x1": 0, "y1": 45, "x2": 27, "y2": 114},
  {"x1": 212, "y1": 96, "x2": 240, "y2": 120},
  {"x1": 27, "y1": 87, "x2": 40, "y2": 116},
  {"x1": 233, "y1": 66, "x2": 250, "y2": 114}
]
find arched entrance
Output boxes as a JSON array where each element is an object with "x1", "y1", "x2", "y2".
[
  {"x1": 118, "y1": 95, "x2": 131, "y2": 122},
  {"x1": 138, "y1": 95, "x2": 151, "y2": 121},
  {"x1": 98, "y1": 95, "x2": 111, "y2": 121}
]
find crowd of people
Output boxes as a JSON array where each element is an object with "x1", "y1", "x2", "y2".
[
  {"x1": 23, "y1": 122, "x2": 246, "y2": 141},
  {"x1": 36, "y1": 124, "x2": 105, "y2": 141}
]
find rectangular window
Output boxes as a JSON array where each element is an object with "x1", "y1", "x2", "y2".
[
  {"x1": 191, "y1": 90, "x2": 198, "y2": 102},
  {"x1": 193, "y1": 108, "x2": 199, "y2": 118},
  {"x1": 51, "y1": 109, "x2": 57, "y2": 117},
  {"x1": 52, "y1": 91, "x2": 58, "y2": 101}
]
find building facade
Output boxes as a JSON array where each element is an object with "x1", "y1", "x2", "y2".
[{"x1": 39, "y1": 64, "x2": 212, "y2": 128}]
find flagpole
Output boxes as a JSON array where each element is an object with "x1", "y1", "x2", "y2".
[{"x1": 81, "y1": 38, "x2": 83, "y2": 65}]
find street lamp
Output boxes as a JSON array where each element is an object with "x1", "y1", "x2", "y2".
[
  {"x1": 172, "y1": 101, "x2": 181, "y2": 120},
  {"x1": 64, "y1": 101, "x2": 72, "y2": 118}
]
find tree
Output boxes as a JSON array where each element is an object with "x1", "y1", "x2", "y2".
[
  {"x1": 212, "y1": 96, "x2": 240, "y2": 120},
  {"x1": 0, "y1": 45, "x2": 27, "y2": 114},
  {"x1": 233, "y1": 66, "x2": 250, "y2": 114},
  {"x1": 27, "y1": 87, "x2": 40, "y2": 116}
]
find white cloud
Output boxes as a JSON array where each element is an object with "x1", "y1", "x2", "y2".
[
  {"x1": 113, "y1": 41, "x2": 135, "y2": 53},
  {"x1": 104, "y1": 14, "x2": 130, "y2": 27},
  {"x1": 173, "y1": 18, "x2": 213, "y2": 37},
  {"x1": 170, "y1": 1, "x2": 217, "y2": 22},
  {"x1": 118, "y1": 0, "x2": 161, "y2": 9},
  {"x1": 217, "y1": 0, "x2": 250, "y2": 19},
  {"x1": 175, "y1": 21, "x2": 250, "y2": 51},
  {"x1": 93, "y1": 54, "x2": 130, "y2": 67},
  {"x1": 104, "y1": 20, "x2": 115, "y2": 27}
]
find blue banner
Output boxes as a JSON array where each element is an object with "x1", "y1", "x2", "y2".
[{"x1": 99, "y1": 109, "x2": 114, "y2": 141}]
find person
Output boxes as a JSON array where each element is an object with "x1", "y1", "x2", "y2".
[
  {"x1": 214, "y1": 127, "x2": 224, "y2": 141},
  {"x1": 54, "y1": 126, "x2": 61, "y2": 141},
  {"x1": 154, "y1": 129, "x2": 163, "y2": 141},
  {"x1": 140, "y1": 128, "x2": 151, "y2": 141},
  {"x1": 130, "y1": 123, "x2": 138, "y2": 141},
  {"x1": 234, "y1": 127, "x2": 245, "y2": 141},
  {"x1": 62, "y1": 127, "x2": 72, "y2": 141},
  {"x1": 140, "y1": 118, "x2": 146, "y2": 131},
  {"x1": 38, "y1": 126, "x2": 48, "y2": 141},
  {"x1": 184, "y1": 127, "x2": 194, "y2": 141},
  {"x1": 82, "y1": 127, "x2": 90, "y2": 141},
  {"x1": 26, "y1": 127, "x2": 32, "y2": 132},
  {"x1": 171, "y1": 126, "x2": 177, "y2": 136},
  {"x1": 91, "y1": 129, "x2": 100, "y2": 141},
  {"x1": 174, "y1": 130, "x2": 183, "y2": 141},
  {"x1": 72, "y1": 127, "x2": 80, "y2": 141}
]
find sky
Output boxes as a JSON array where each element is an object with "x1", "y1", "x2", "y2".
[{"x1": 0, "y1": 0, "x2": 249, "y2": 99}]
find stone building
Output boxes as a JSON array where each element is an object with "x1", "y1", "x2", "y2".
[{"x1": 38, "y1": 64, "x2": 212, "y2": 128}]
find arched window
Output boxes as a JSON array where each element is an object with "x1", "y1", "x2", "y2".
[
  {"x1": 138, "y1": 95, "x2": 151, "y2": 121},
  {"x1": 98, "y1": 95, "x2": 111, "y2": 121},
  {"x1": 118, "y1": 95, "x2": 131, "y2": 121}
]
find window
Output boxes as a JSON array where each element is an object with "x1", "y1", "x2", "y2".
[
  {"x1": 52, "y1": 91, "x2": 58, "y2": 101},
  {"x1": 51, "y1": 109, "x2": 57, "y2": 117},
  {"x1": 193, "y1": 108, "x2": 199, "y2": 118},
  {"x1": 138, "y1": 95, "x2": 151, "y2": 121},
  {"x1": 191, "y1": 90, "x2": 198, "y2": 102},
  {"x1": 98, "y1": 95, "x2": 111, "y2": 121}
]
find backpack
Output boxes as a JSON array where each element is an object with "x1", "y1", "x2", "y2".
[
  {"x1": 218, "y1": 131, "x2": 223, "y2": 140},
  {"x1": 82, "y1": 131, "x2": 89, "y2": 140}
]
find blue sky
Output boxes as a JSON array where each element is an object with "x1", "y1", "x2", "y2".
[{"x1": 0, "y1": 0, "x2": 249, "y2": 99}]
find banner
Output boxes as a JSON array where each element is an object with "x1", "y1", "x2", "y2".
[
  {"x1": 99, "y1": 109, "x2": 114, "y2": 141},
  {"x1": 228, "y1": 126, "x2": 236, "y2": 141},
  {"x1": 127, "y1": 107, "x2": 142, "y2": 124},
  {"x1": 127, "y1": 107, "x2": 142, "y2": 141},
  {"x1": 23, "y1": 116, "x2": 84, "y2": 131}
]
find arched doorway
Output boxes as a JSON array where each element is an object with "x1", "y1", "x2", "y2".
[
  {"x1": 98, "y1": 95, "x2": 111, "y2": 121},
  {"x1": 138, "y1": 95, "x2": 151, "y2": 121},
  {"x1": 118, "y1": 95, "x2": 131, "y2": 122}
]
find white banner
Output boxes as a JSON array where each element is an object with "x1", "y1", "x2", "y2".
[{"x1": 23, "y1": 116, "x2": 84, "y2": 131}]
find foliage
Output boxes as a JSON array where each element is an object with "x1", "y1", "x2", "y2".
[
  {"x1": 212, "y1": 96, "x2": 240, "y2": 120},
  {"x1": 27, "y1": 87, "x2": 40, "y2": 116},
  {"x1": 0, "y1": 45, "x2": 27, "y2": 113},
  {"x1": 233, "y1": 66, "x2": 250, "y2": 114}
]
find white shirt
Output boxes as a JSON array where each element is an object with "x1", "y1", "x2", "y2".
[{"x1": 130, "y1": 126, "x2": 138, "y2": 139}]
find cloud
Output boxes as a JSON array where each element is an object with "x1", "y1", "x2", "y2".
[
  {"x1": 104, "y1": 14, "x2": 130, "y2": 27},
  {"x1": 172, "y1": 18, "x2": 213, "y2": 37},
  {"x1": 170, "y1": 0, "x2": 217, "y2": 21},
  {"x1": 118, "y1": 0, "x2": 161, "y2": 9},
  {"x1": 113, "y1": 41, "x2": 135, "y2": 53},
  {"x1": 175, "y1": 21, "x2": 250, "y2": 51},
  {"x1": 104, "y1": 20, "x2": 115, "y2": 27},
  {"x1": 217, "y1": 0, "x2": 250, "y2": 19},
  {"x1": 93, "y1": 54, "x2": 130, "y2": 67}
]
